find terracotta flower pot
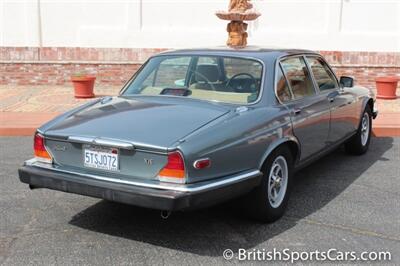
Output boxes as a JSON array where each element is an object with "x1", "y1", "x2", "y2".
[
  {"x1": 71, "y1": 76, "x2": 96, "y2": 98},
  {"x1": 375, "y1": 77, "x2": 398, "y2": 99}
]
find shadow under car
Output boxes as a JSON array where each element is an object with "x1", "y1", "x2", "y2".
[{"x1": 69, "y1": 137, "x2": 394, "y2": 257}]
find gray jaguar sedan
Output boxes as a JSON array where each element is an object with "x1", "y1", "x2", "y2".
[{"x1": 19, "y1": 47, "x2": 378, "y2": 222}]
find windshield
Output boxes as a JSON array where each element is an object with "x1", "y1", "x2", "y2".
[{"x1": 122, "y1": 55, "x2": 264, "y2": 104}]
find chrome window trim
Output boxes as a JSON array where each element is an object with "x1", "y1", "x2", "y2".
[
  {"x1": 304, "y1": 55, "x2": 340, "y2": 93},
  {"x1": 118, "y1": 60, "x2": 150, "y2": 95},
  {"x1": 302, "y1": 55, "x2": 320, "y2": 94},
  {"x1": 24, "y1": 158, "x2": 261, "y2": 193},
  {"x1": 274, "y1": 62, "x2": 294, "y2": 105},
  {"x1": 274, "y1": 53, "x2": 324, "y2": 105},
  {"x1": 120, "y1": 54, "x2": 267, "y2": 106}
]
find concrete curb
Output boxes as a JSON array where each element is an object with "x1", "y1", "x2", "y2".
[
  {"x1": 1, "y1": 112, "x2": 399, "y2": 137},
  {"x1": 0, "y1": 112, "x2": 59, "y2": 136},
  {"x1": 372, "y1": 113, "x2": 400, "y2": 137}
]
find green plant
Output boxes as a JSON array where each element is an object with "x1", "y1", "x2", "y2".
[{"x1": 72, "y1": 71, "x2": 88, "y2": 77}]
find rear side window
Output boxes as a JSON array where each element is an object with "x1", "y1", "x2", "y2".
[
  {"x1": 306, "y1": 57, "x2": 338, "y2": 91},
  {"x1": 276, "y1": 66, "x2": 292, "y2": 102},
  {"x1": 280, "y1": 57, "x2": 316, "y2": 100}
]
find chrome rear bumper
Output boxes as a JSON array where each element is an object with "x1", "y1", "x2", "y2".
[{"x1": 18, "y1": 159, "x2": 262, "y2": 211}]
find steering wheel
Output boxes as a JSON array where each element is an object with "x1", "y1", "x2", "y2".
[
  {"x1": 226, "y1": 73, "x2": 257, "y2": 92},
  {"x1": 190, "y1": 70, "x2": 217, "y2": 91}
]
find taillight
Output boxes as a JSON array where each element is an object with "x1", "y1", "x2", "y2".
[
  {"x1": 34, "y1": 133, "x2": 52, "y2": 163},
  {"x1": 158, "y1": 151, "x2": 185, "y2": 183}
]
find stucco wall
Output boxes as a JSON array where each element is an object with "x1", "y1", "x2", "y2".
[
  {"x1": 1, "y1": 1, "x2": 399, "y2": 88},
  {"x1": 1, "y1": 0, "x2": 399, "y2": 52}
]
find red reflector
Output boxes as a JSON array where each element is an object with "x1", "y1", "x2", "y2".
[
  {"x1": 34, "y1": 133, "x2": 52, "y2": 160},
  {"x1": 194, "y1": 158, "x2": 211, "y2": 169},
  {"x1": 158, "y1": 151, "x2": 185, "y2": 179}
]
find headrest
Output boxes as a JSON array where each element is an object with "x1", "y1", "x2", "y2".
[{"x1": 195, "y1": 64, "x2": 220, "y2": 83}]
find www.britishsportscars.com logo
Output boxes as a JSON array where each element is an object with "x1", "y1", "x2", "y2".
[{"x1": 222, "y1": 248, "x2": 392, "y2": 263}]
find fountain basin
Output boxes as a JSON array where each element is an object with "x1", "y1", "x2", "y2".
[{"x1": 216, "y1": 11, "x2": 261, "y2": 21}]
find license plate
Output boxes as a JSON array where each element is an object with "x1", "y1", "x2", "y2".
[{"x1": 83, "y1": 146, "x2": 119, "y2": 172}]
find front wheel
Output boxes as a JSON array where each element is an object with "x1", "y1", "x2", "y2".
[
  {"x1": 345, "y1": 105, "x2": 372, "y2": 155},
  {"x1": 246, "y1": 146, "x2": 293, "y2": 223}
]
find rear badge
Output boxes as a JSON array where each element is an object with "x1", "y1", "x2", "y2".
[
  {"x1": 144, "y1": 158, "x2": 153, "y2": 165},
  {"x1": 54, "y1": 145, "x2": 67, "y2": 152}
]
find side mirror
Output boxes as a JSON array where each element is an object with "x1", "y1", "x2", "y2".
[{"x1": 340, "y1": 76, "x2": 354, "y2": 88}]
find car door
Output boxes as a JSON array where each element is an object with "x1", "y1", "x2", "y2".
[
  {"x1": 279, "y1": 56, "x2": 330, "y2": 161},
  {"x1": 305, "y1": 56, "x2": 357, "y2": 144}
]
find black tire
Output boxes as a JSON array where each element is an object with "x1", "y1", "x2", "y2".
[
  {"x1": 246, "y1": 146, "x2": 293, "y2": 223},
  {"x1": 345, "y1": 105, "x2": 372, "y2": 155}
]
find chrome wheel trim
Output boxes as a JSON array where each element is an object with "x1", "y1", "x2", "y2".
[
  {"x1": 267, "y1": 155, "x2": 288, "y2": 208},
  {"x1": 360, "y1": 112, "x2": 370, "y2": 146}
]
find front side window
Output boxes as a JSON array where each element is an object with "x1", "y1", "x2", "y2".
[
  {"x1": 280, "y1": 57, "x2": 316, "y2": 100},
  {"x1": 122, "y1": 55, "x2": 263, "y2": 104},
  {"x1": 306, "y1": 57, "x2": 338, "y2": 91}
]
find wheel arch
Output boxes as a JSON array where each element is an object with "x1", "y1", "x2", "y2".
[
  {"x1": 367, "y1": 98, "x2": 374, "y2": 112},
  {"x1": 360, "y1": 96, "x2": 374, "y2": 121},
  {"x1": 258, "y1": 137, "x2": 300, "y2": 170}
]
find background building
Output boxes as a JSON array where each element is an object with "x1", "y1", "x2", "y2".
[{"x1": 1, "y1": 0, "x2": 399, "y2": 88}]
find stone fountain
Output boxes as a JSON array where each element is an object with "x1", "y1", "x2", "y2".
[{"x1": 216, "y1": 0, "x2": 261, "y2": 48}]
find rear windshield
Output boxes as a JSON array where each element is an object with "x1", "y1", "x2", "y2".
[{"x1": 122, "y1": 55, "x2": 264, "y2": 104}]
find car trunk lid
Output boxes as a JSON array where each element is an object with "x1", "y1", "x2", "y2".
[
  {"x1": 44, "y1": 96, "x2": 229, "y2": 149},
  {"x1": 43, "y1": 96, "x2": 230, "y2": 181}
]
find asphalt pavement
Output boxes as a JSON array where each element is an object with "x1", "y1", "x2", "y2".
[{"x1": 1, "y1": 137, "x2": 399, "y2": 265}]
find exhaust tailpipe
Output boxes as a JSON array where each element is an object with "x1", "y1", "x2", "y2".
[{"x1": 161, "y1": 211, "x2": 171, "y2": 219}]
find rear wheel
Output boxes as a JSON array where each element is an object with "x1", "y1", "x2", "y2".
[
  {"x1": 246, "y1": 146, "x2": 293, "y2": 223},
  {"x1": 345, "y1": 106, "x2": 372, "y2": 155}
]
